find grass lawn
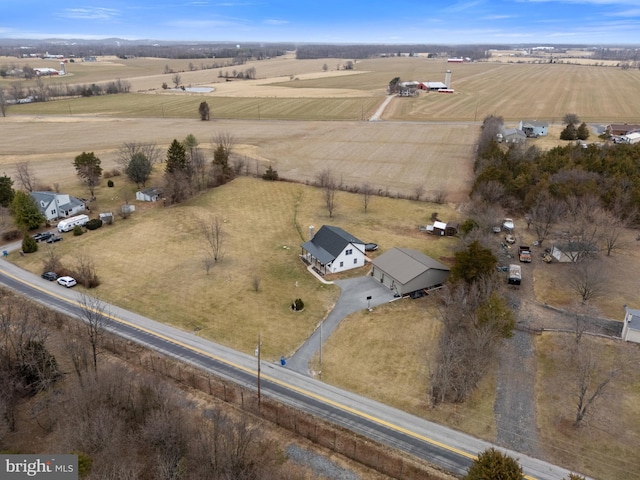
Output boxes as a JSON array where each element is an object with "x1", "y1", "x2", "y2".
[
  {"x1": 535, "y1": 334, "x2": 640, "y2": 479},
  {"x1": 12, "y1": 176, "x2": 463, "y2": 361}
]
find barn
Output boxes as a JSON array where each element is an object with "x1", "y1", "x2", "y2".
[{"x1": 371, "y1": 248, "x2": 450, "y2": 297}]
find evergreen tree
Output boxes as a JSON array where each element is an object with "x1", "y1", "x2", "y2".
[
  {"x1": 126, "y1": 152, "x2": 153, "y2": 187},
  {"x1": 464, "y1": 447, "x2": 524, "y2": 480},
  {"x1": 560, "y1": 123, "x2": 578, "y2": 140},
  {"x1": 450, "y1": 240, "x2": 497, "y2": 284},
  {"x1": 10, "y1": 190, "x2": 45, "y2": 230},
  {"x1": 73, "y1": 151, "x2": 103, "y2": 197},
  {"x1": 21, "y1": 235, "x2": 38, "y2": 253},
  {"x1": 577, "y1": 122, "x2": 590, "y2": 141},
  {"x1": 0, "y1": 174, "x2": 15, "y2": 207},
  {"x1": 198, "y1": 101, "x2": 210, "y2": 121},
  {"x1": 165, "y1": 139, "x2": 188, "y2": 174}
]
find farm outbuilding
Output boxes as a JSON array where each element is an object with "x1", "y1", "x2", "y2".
[
  {"x1": 371, "y1": 248, "x2": 450, "y2": 297},
  {"x1": 136, "y1": 187, "x2": 162, "y2": 202},
  {"x1": 301, "y1": 225, "x2": 366, "y2": 275},
  {"x1": 551, "y1": 242, "x2": 598, "y2": 263},
  {"x1": 622, "y1": 307, "x2": 640, "y2": 343}
]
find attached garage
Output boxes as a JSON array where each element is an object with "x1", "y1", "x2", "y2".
[{"x1": 371, "y1": 248, "x2": 450, "y2": 297}]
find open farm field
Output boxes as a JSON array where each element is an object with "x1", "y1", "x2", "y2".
[
  {"x1": 0, "y1": 116, "x2": 477, "y2": 203},
  {"x1": 5, "y1": 55, "x2": 640, "y2": 123},
  {"x1": 383, "y1": 61, "x2": 640, "y2": 123},
  {"x1": 12, "y1": 93, "x2": 382, "y2": 119}
]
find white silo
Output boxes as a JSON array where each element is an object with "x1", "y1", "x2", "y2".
[{"x1": 445, "y1": 70, "x2": 452, "y2": 88}]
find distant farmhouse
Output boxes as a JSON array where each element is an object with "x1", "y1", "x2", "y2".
[
  {"x1": 606, "y1": 123, "x2": 640, "y2": 136},
  {"x1": 519, "y1": 120, "x2": 548, "y2": 137},
  {"x1": 30, "y1": 191, "x2": 86, "y2": 221},
  {"x1": 499, "y1": 128, "x2": 527, "y2": 144}
]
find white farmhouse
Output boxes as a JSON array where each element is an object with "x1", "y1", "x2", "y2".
[{"x1": 30, "y1": 191, "x2": 86, "y2": 221}]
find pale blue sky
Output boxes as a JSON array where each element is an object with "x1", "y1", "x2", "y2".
[{"x1": 1, "y1": 0, "x2": 639, "y2": 44}]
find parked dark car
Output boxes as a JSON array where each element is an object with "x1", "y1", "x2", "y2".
[
  {"x1": 46, "y1": 235, "x2": 63, "y2": 243},
  {"x1": 41, "y1": 271, "x2": 58, "y2": 281},
  {"x1": 32, "y1": 232, "x2": 54, "y2": 242}
]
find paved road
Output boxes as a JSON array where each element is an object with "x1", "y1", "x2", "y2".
[
  {"x1": 0, "y1": 257, "x2": 586, "y2": 480},
  {"x1": 288, "y1": 276, "x2": 398, "y2": 374}
]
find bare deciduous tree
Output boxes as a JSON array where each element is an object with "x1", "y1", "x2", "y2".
[
  {"x1": 14, "y1": 161, "x2": 37, "y2": 192},
  {"x1": 413, "y1": 184, "x2": 425, "y2": 201},
  {"x1": 361, "y1": 182, "x2": 372, "y2": 213},
  {"x1": 252, "y1": 275, "x2": 261, "y2": 292},
  {"x1": 199, "y1": 216, "x2": 225, "y2": 262},
  {"x1": 567, "y1": 258, "x2": 609, "y2": 303},
  {"x1": 77, "y1": 294, "x2": 108, "y2": 374},
  {"x1": 528, "y1": 194, "x2": 565, "y2": 246},
  {"x1": 568, "y1": 318, "x2": 619, "y2": 426},
  {"x1": 172, "y1": 72, "x2": 181, "y2": 88},
  {"x1": 117, "y1": 142, "x2": 161, "y2": 169},
  {"x1": 0, "y1": 88, "x2": 7, "y2": 117},
  {"x1": 317, "y1": 169, "x2": 337, "y2": 218}
]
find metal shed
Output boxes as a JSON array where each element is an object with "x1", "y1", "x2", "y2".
[{"x1": 371, "y1": 248, "x2": 450, "y2": 296}]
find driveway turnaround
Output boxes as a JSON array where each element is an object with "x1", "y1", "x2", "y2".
[{"x1": 287, "y1": 276, "x2": 398, "y2": 375}]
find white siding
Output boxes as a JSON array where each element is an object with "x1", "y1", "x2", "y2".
[{"x1": 328, "y1": 243, "x2": 365, "y2": 273}]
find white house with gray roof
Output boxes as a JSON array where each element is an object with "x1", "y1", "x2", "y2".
[
  {"x1": 301, "y1": 225, "x2": 365, "y2": 275},
  {"x1": 519, "y1": 120, "x2": 548, "y2": 137},
  {"x1": 371, "y1": 248, "x2": 450, "y2": 296},
  {"x1": 622, "y1": 307, "x2": 640, "y2": 343},
  {"x1": 30, "y1": 191, "x2": 86, "y2": 221}
]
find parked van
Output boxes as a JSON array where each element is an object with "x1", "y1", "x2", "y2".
[
  {"x1": 508, "y1": 264, "x2": 522, "y2": 286},
  {"x1": 57, "y1": 214, "x2": 89, "y2": 233}
]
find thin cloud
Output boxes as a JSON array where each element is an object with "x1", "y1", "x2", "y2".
[
  {"x1": 264, "y1": 19, "x2": 289, "y2": 25},
  {"x1": 482, "y1": 14, "x2": 516, "y2": 20},
  {"x1": 60, "y1": 8, "x2": 120, "y2": 21},
  {"x1": 443, "y1": 1, "x2": 483, "y2": 13}
]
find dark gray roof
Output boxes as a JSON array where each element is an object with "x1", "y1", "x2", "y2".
[
  {"x1": 30, "y1": 191, "x2": 84, "y2": 212},
  {"x1": 301, "y1": 225, "x2": 364, "y2": 265},
  {"x1": 140, "y1": 187, "x2": 162, "y2": 196},
  {"x1": 372, "y1": 248, "x2": 449, "y2": 284}
]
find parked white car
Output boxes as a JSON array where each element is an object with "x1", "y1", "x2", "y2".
[
  {"x1": 502, "y1": 218, "x2": 515, "y2": 231},
  {"x1": 57, "y1": 276, "x2": 77, "y2": 288}
]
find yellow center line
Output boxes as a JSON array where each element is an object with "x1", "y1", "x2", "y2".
[{"x1": 1, "y1": 267, "x2": 538, "y2": 480}]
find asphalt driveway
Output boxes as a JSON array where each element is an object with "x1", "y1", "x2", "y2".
[{"x1": 287, "y1": 275, "x2": 398, "y2": 375}]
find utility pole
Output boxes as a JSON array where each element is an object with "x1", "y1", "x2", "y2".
[
  {"x1": 257, "y1": 333, "x2": 261, "y2": 406},
  {"x1": 319, "y1": 321, "x2": 323, "y2": 379}
]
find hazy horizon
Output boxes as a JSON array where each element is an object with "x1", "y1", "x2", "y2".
[{"x1": 1, "y1": 0, "x2": 639, "y2": 46}]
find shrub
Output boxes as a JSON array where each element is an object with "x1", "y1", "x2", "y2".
[
  {"x1": 464, "y1": 447, "x2": 523, "y2": 480},
  {"x1": 73, "y1": 225, "x2": 84, "y2": 236},
  {"x1": 262, "y1": 165, "x2": 279, "y2": 181},
  {"x1": 85, "y1": 219, "x2": 103, "y2": 231},
  {"x1": 109, "y1": 168, "x2": 121, "y2": 177},
  {"x1": 291, "y1": 298, "x2": 304, "y2": 311},
  {"x1": 21, "y1": 235, "x2": 38, "y2": 253},
  {"x1": 107, "y1": 180, "x2": 114, "y2": 188},
  {"x1": 2, "y1": 229, "x2": 21, "y2": 241}
]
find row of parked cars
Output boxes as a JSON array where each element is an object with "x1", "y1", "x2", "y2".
[
  {"x1": 32, "y1": 231, "x2": 62, "y2": 243},
  {"x1": 31, "y1": 230, "x2": 77, "y2": 287},
  {"x1": 41, "y1": 271, "x2": 77, "y2": 287}
]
